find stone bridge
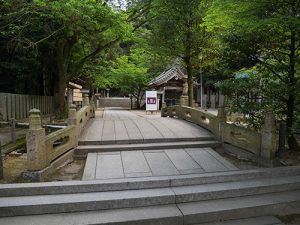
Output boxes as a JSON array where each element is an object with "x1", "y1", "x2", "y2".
[
  {"x1": 76, "y1": 108, "x2": 235, "y2": 180},
  {"x1": 0, "y1": 106, "x2": 299, "y2": 225}
]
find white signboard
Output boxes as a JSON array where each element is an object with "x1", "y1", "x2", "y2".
[{"x1": 146, "y1": 91, "x2": 158, "y2": 111}]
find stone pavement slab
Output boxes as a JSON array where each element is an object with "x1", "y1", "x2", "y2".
[
  {"x1": 95, "y1": 153, "x2": 124, "y2": 179},
  {"x1": 144, "y1": 152, "x2": 180, "y2": 176},
  {"x1": 101, "y1": 120, "x2": 115, "y2": 141},
  {"x1": 114, "y1": 120, "x2": 129, "y2": 141},
  {"x1": 165, "y1": 149, "x2": 201, "y2": 171},
  {"x1": 123, "y1": 119, "x2": 143, "y2": 140},
  {"x1": 121, "y1": 151, "x2": 151, "y2": 177},
  {"x1": 133, "y1": 119, "x2": 164, "y2": 140},
  {"x1": 80, "y1": 108, "x2": 214, "y2": 143},
  {"x1": 83, "y1": 148, "x2": 237, "y2": 180},
  {"x1": 82, "y1": 153, "x2": 97, "y2": 180},
  {"x1": 186, "y1": 149, "x2": 229, "y2": 172}
]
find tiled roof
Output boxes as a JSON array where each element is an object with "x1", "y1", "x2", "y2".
[{"x1": 149, "y1": 66, "x2": 187, "y2": 86}]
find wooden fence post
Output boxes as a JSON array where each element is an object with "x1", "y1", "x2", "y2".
[{"x1": 10, "y1": 118, "x2": 16, "y2": 144}]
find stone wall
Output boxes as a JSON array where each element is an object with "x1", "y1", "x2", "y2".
[{"x1": 97, "y1": 97, "x2": 137, "y2": 108}]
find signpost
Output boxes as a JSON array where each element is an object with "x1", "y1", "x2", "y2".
[{"x1": 146, "y1": 91, "x2": 158, "y2": 113}]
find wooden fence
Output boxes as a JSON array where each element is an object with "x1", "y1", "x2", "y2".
[{"x1": 0, "y1": 93, "x2": 54, "y2": 121}]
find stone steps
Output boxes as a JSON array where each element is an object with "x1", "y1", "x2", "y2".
[
  {"x1": 0, "y1": 167, "x2": 299, "y2": 224},
  {"x1": 78, "y1": 136, "x2": 215, "y2": 145},
  {"x1": 0, "y1": 191, "x2": 298, "y2": 224},
  {"x1": 1, "y1": 166, "x2": 300, "y2": 197},
  {"x1": 0, "y1": 173, "x2": 299, "y2": 218},
  {"x1": 179, "y1": 190, "x2": 300, "y2": 224},
  {"x1": 197, "y1": 216, "x2": 285, "y2": 225},
  {"x1": 0, "y1": 205, "x2": 183, "y2": 225},
  {"x1": 75, "y1": 140, "x2": 220, "y2": 158}
]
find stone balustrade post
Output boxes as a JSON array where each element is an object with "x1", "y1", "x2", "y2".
[
  {"x1": 215, "y1": 107, "x2": 227, "y2": 140},
  {"x1": 26, "y1": 109, "x2": 47, "y2": 171},
  {"x1": 67, "y1": 104, "x2": 78, "y2": 147},
  {"x1": 90, "y1": 98, "x2": 95, "y2": 118},
  {"x1": 260, "y1": 111, "x2": 277, "y2": 159},
  {"x1": 83, "y1": 94, "x2": 89, "y2": 106},
  {"x1": 68, "y1": 104, "x2": 77, "y2": 126},
  {"x1": 161, "y1": 102, "x2": 167, "y2": 117}
]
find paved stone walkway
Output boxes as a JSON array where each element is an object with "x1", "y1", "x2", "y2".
[
  {"x1": 81, "y1": 108, "x2": 238, "y2": 180},
  {"x1": 83, "y1": 147, "x2": 238, "y2": 180},
  {"x1": 80, "y1": 108, "x2": 214, "y2": 143}
]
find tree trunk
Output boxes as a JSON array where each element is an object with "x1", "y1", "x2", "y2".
[
  {"x1": 286, "y1": 28, "x2": 299, "y2": 151},
  {"x1": 184, "y1": 54, "x2": 194, "y2": 107},
  {"x1": 54, "y1": 39, "x2": 70, "y2": 119},
  {"x1": 184, "y1": 32, "x2": 194, "y2": 107}
]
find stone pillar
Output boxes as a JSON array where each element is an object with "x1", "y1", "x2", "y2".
[
  {"x1": 90, "y1": 99, "x2": 95, "y2": 118},
  {"x1": 260, "y1": 111, "x2": 277, "y2": 159},
  {"x1": 82, "y1": 94, "x2": 89, "y2": 106},
  {"x1": 68, "y1": 104, "x2": 78, "y2": 147},
  {"x1": 26, "y1": 109, "x2": 47, "y2": 171},
  {"x1": 180, "y1": 82, "x2": 189, "y2": 107},
  {"x1": 217, "y1": 107, "x2": 225, "y2": 119},
  {"x1": 68, "y1": 104, "x2": 77, "y2": 126},
  {"x1": 215, "y1": 107, "x2": 226, "y2": 140},
  {"x1": 180, "y1": 96, "x2": 189, "y2": 106}
]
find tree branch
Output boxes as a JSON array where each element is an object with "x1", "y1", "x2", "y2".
[
  {"x1": 128, "y1": 1, "x2": 152, "y2": 22},
  {"x1": 24, "y1": 25, "x2": 65, "y2": 48},
  {"x1": 258, "y1": 58, "x2": 287, "y2": 82},
  {"x1": 72, "y1": 38, "x2": 120, "y2": 76}
]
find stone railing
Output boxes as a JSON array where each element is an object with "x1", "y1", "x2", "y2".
[
  {"x1": 162, "y1": 105, "x2": 278, "y2": 160},
  {"x1": 25, "y1": 94, "x2": 95, "y2": 180}
]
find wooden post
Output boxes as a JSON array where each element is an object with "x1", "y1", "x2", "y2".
[{"x1": 10, "y1": 118, "x2": 16, "y2": 144}]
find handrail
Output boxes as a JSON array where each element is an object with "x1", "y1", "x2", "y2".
[
  {"x1": 26, "y1": 95, "x2": 95, "y2": 173},
  {"x1": 162, "y1": 105, "x2": 277, "y2": 159}
]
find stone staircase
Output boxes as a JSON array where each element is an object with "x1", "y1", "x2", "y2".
[
  {"x1": 75, "y1": 136, "x2": 220, "y2": 159},
  {"x1": 0, "y1": 166, "x2": 299, "y2": 224}
]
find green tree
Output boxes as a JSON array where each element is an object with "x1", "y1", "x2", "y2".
[
  {"x1": 1, "y1": 0, "x2": 132, "y2": 118},
  {"x1": 109, "y1": 47, "x2": 150, "y2": 108},
  {"x1": 206, "y1": 0, "x2": 300, "y2": 150},
  {"x1": 149, "y1": 0, "x2": 212, "y2": 106}
]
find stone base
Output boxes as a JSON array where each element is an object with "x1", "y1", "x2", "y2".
[
  {"x1": 23, "y1": 149, "x2": 74, "y2": 182},
  {"x1": 253, "y1": 156, "x2": 281, "y2": 168},
  {"x1": 180, "y1": 96, "x2": 189, "y2": 106}
]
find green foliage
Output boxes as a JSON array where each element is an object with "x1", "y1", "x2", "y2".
[
  {"x1": 149, "y1": 0, "x2": 214, "y2": 106},
  {"x1": 207, "y1": 0, "x2": 300, "y2": 136},
  {"x1": 108, "y1": 47, "x2": 150, "y2": 107},
  {"x1": 1, "y1": 0, "x2": 133, "y2": 117}
]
